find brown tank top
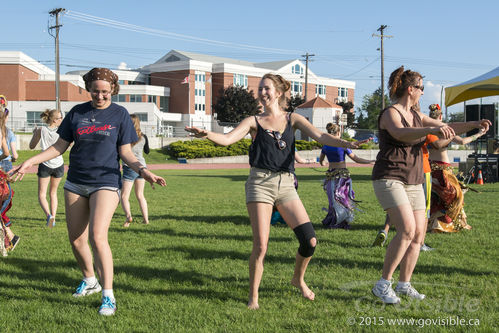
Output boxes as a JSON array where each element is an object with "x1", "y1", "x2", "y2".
[{"x1": 372, "y1": 107, "x2": 425, "y2": 184}]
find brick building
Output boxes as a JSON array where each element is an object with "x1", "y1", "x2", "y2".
[{"x1": 0, "y1": 49, "x2": 355, "y2": 137}]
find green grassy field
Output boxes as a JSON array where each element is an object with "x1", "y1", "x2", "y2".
[{"x1": 0, "y1": 167, "x2": 497, "y2": 332}]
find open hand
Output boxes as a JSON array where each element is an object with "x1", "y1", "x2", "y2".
[{"x1": 185, "y1": 126, "x2": 208, "y2": 138}]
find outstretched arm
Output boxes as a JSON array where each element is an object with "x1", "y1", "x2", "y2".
[
  {"x1": 293, "y1": 113, "x2": 360, "y2": 149},
  {"x1": 381, "y1": 108, "x2": 455, "y2": 143},
  {"x1": 348, "y1": 153, "x2": 375, "y2": 164},
  {"x1": 452, "y1": 129, "x2": 485, "y2": 145},
  {"x1": 120, "y1": 144, "x2": 166, "y2": 188},
  {"x1": 185, "y1": 116, "x2": 254, "y2": 146},
  {"x1": 10, "y1": 138, "x2": 70, "y2": 181},
  {"x1": 421, "y1": 113, "x2": 491, "y2": 135}
]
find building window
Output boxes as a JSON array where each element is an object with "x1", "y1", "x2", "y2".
[
  {"x1": 291, "y1": 81, "x2": 303, "y2": 96},
  {"x1": 135, "y1": 113, "x2": 148, "y2": 122},
  {"x1": 159, "y1": 96, "x2": 169, "y2": 113},
  {"x1": 112, "y1": 94, "x2": 126, "y2": 102},
  {"x1": 292, "y1": 64, "x2": 303, "y2": 75},
  {"x1": 27, "y1": 111, "x2": 43, "y2": 126},
  {"x1": 130, "y1": 94, "x2": 143, "y2": 103},
  {"x1": 148, "y1": 95, "x2": 157, "y2": 103},
  {"x1": 233, "y1": 74, "x2": 248, "y2": 88},
  {"x1": 338, "y1": 87, "x2": 348, "y2": 98},
  {"x1": 316, "y1": 84, "x2": 326, "y2": 98}
]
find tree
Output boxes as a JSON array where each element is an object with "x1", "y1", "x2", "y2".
[
  {"x1": 337, "y1": 101, "x2": 355, "y2": 128},
  {"x1": 286, "y1": 95, "x2": 305, "y2": 112},
  {"x1": 356, "y1": 87, "x2": 390, "y2": 129},
  {"x1": 448, "y1": 112, "x2": 464, "y2": 122},
  {"x1": 213, "y1": 86, "x2": 261, "y2": 123}
]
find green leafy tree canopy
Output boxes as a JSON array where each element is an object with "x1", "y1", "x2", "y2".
[
  {"x1": 286, "y1": 95, "x2": 305, "y2": 113},
  {"x1": 356, "y1": 87, "x2": 390, "y2": 129},
  {"x1": 213, "y1": 86, "x2": 261, "y2": 123}
]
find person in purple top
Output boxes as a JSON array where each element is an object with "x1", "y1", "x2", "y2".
[
  {"x1": 11, "y1": 68, "x2": 166, "y2": 316},
  {"x1": 319, "y1": 123, "x2": 374, "y2": 229}
]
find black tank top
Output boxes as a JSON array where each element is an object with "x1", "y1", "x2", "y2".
[{"x1": 249, "y1": 113, "x2": 295, "y2": 172}]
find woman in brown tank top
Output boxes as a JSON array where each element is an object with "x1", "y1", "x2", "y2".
[{"x1": 371, "y1": 66, "x2": 491, "y2": 304}]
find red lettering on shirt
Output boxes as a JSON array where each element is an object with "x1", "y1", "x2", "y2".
[{"x1": 77, "y1": 124, "x2": 116, "y2": 136}]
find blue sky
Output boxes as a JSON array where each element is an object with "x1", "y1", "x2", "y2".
[{"x1": 3, "y1": 0, "x2": 499, "y2": 116}]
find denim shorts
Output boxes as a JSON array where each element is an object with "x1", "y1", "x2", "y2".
[
  {"x1": 0, "y1": 160, "x2": 12, "y2": 172},
  {"x1": 63, "y1": 180, "x2": 120, "y2": 198},
  {"x1": 122, "y1": 165, "x2": 142, "y2": 181},
  {"x1": 372, "y1": 179, "x2": 425, "y2": 211},
  {"x1": 37, "y1": 163, "x2": 65, "y2": 178},
  {"x1": 245, "y1": 167, "x2": 300, "y2": 205}
]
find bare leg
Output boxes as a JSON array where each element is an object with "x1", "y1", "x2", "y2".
[
  {"x1": 133, "y1": 179, "x2": 149, "y2": 224},
  {"x1": 277, "y1": 199, "x2": 316, "y2": 301},
  {"x1": 399, "y1": 210, "x2": 426, "y2": 281},
  {"x1": 381, "y1": 204, "x2": 416, "y2": 280},
  {"x1": 120, "y1": 180, "x2": 133, "y2": 227},
  {"x1": 246, "y1": 202, "x2": 273, "y2": 310},
  {"x1": 49, "y1": 176, "x2": 62, "y2": 218},
  {"x1": 383, "y1": 215, "x2": 391, "y2": 234},
  {"x1": 65, "y1": 190, "x2": 94, "y2": 278},
  {"x1": 88, "y1": 190, "x2": 119, "y2": 290},
  {"x1": 38, "y1": 177, "x2": 51, "y2": 217}
]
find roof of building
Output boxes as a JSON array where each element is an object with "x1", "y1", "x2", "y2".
[
  {"x1": 156, "y1": 50, "x2": 255, "y2": 67},
  {"x1": 297, "y1": 96, "x2": 335, "y2": 109},
  {"x1": 256, "y1": 60, "x2": 297, "y2": 70}
]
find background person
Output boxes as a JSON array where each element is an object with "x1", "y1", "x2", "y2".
[
  {"x1": 121, "y1": 114, "x2": 150, "y2": 227},
  {"x1": 0, "y1": 95, "x2": 19, "y2": 253},
  {"x1": 186, "y1": 73, "x2": 362, "y2": 310},
  {"x1": 319, "y1": 123, "x2": 374, "y2": 229},
  {"x1": 0, "y1": 108, "x2": 19, "y2": 172},
  {"x1": 11, "y1": 68, "x2": 166, "y2": 316},
  {"x1": 426, "y1": 103, "x2": 484, "y2": 233},
  {"x1": 29, "y1": 109, "x2": 64, "y2": 227},
  {"x1": 370, "y1": 66, "x2": 489, "y2": 305}
]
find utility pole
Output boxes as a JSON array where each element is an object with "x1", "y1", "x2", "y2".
[
  {"x1": 49, "y1": 8, "x2": 65, "y2": 112},
  {"x1": 372, "y1": 25, "x2": 393, "y2": 110},
  {"x1": 301, "y1": 53, "x2": 315, "y2": 101}
]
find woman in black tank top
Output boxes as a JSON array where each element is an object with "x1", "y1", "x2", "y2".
[
  {"x1": 371, "y1": 66, "x2": 491, "y2": 305},
  {"x1": 186, "y1": 73, "x2": 361, "y2": 309}
]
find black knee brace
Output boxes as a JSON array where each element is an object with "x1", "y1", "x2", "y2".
[{"x1": 293, "y1": 222, "x2": 316, "y2": 257}]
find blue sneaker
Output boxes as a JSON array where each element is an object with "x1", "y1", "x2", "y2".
[
  {"x1": 98, "y1": 296, "x2": 116, "y2": 316},
  {"x1": 46, "y1": 215, "x2": 55, "y2": 228},
  {"x1": 72, "y1": 280, "x2": 102, "y2": 297}
]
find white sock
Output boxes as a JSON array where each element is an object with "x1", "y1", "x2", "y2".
[
  {"x1": 397, "y1": 281, "x2": 410, "y2": 289},
  {"x1": 102, "y1": 289, "x2": 114, "y2": 300},
  {"x1": 378, "y1": 278, "x2": 390, "y2": 285},
  {"x1": 83, "y1": 276, "x2": 97, "y2": 286}
]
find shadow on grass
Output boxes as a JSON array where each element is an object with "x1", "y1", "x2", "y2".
[{"x1": 145, "y1": 213, "x2": 250, "y2": 226}]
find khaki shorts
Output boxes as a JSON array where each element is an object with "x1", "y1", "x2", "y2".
[
  {"x1": 245, "y1": 167, "x2": 299, "y2": 205},
  {"x1": 372, "y1": 179, "x2": 425, "y2": 211}
]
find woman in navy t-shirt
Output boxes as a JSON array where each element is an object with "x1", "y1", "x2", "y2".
[
  {"x1": 319, "y1": 123, "x2": 374, "y2": 229},
  {"x1": 11, "y1": 68, "x2": 166, "y2": 316}
]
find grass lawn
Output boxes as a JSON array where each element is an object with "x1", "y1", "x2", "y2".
[{"x1": 0, "y1": 167, "x2": 497, "y2": 332}]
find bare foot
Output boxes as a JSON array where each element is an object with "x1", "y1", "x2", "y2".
[
  {"x1": 123, "y1": 217, "x2": 132, "y2": 228},
  {"x1": 142, "y1": 220, "x2": 149, "y2": 225},
  {"x1": 291, "y1": 278, "x2": 315, "y2": 301},
  {"x1": 247, "y1": 300, "x2": 259, "y2": 310}
]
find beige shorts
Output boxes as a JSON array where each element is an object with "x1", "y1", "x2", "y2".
[
  {"x1": 372, "y1": 179, "x2": 425, "y2": 211},
  {"x1": 245, "y1": 167, "x2": 299, "y2": 205}
]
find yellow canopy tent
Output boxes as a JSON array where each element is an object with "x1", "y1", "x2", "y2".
[{"x1": 445, "y1": 66, "x2": 499, "y2": 107}]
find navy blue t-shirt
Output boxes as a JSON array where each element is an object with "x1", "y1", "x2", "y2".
[{"x1": 57, "y1": 102, "x2": 138, "y2": 188}]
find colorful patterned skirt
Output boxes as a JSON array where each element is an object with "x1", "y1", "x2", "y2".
[
  {"x1": 322, "y1": 168, "x2": 356, "y2": 229},
  {"x1": 429, "y1": 161, "x2": 470, "y2": 233}
]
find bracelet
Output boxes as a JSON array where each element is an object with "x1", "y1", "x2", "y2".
[{"x1": 138, "y1": 166, "x2": 147, "y2": 176}]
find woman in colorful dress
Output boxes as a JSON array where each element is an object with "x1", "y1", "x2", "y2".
[
  {"x1": 426, "y1": 103, "x2": 485, "y2": 232},
  {"x1": 319, "y1": 123, "x2": 374, "y2": 229}
]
